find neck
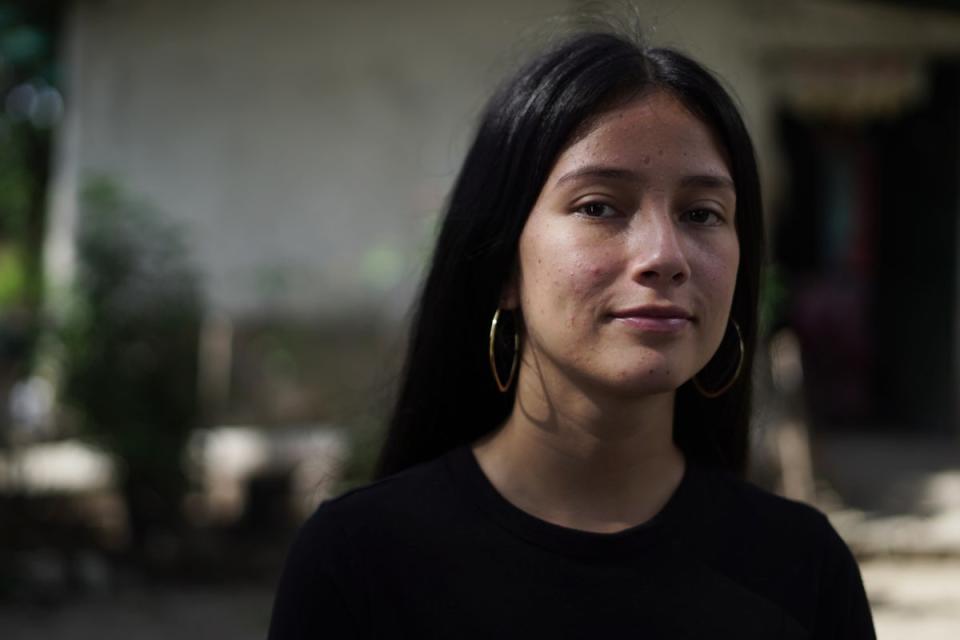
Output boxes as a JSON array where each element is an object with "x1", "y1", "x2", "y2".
[{"x1": 473, "y1": 364, "x2": 686, "y2": 534}]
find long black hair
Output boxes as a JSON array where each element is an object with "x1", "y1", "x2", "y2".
[{"x1": 376, "y1": 32, "x2": 764, "y2": 479}]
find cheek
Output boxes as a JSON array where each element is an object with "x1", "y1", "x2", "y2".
[
  {"x1": 558, "y1": 248, "x2": 619, "y2": 320},
  {"x1": 703, "y1": 254, "x2": 740, "y2": 348},
  {"x1": 721, "y1": 245, "x2": 741, "y2": 298},
  {"x1": 706, "y1": 261, "x2": 738, "y2": 299},
  {"x1": 518, "y1": 255, "x2": 616, "y2": 339},
  {"x1": 697, "y1": 241, "x2": 739, "y2": 295},
  {"x1": 566, "y1": 255, "x2": 614, "y2": 296}
]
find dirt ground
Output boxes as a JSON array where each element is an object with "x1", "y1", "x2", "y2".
[
  {"x1": 0, "y1": 585, "x2": 274, "y2": 640},
  {"x1": 4, "y1": 430, "x2": 959, "y2": 639},
  {"x1": 862, "y1": 557, "x2": 960, "y2": 640}
]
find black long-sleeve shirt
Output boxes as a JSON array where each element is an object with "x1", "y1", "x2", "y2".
[{"x1": 269, "y1": 445, "x2": 875, "y2": 639}]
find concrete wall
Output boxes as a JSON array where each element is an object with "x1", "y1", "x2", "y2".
[{"x1": 44, "y1": 0, "x2": 960, "y2": 322}]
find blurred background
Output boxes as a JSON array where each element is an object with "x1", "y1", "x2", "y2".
[{"x1": 1, "y1": 0, "x2": 959, "y2": 637}]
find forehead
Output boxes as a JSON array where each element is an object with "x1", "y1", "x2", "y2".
[{"x1": 548, "y1": 91, "x2": 731, "y2": 182}]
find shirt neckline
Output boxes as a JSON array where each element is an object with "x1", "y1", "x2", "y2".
[{"x1": 444, "y1": 444, "x2": 703, "y2": 562}]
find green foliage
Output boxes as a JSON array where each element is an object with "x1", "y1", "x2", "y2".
[
  {"x1": 0, "y1": 4, "x2": 57, "y2": 83},
  {"x1": 60, "y1": 178, "x2": 203, "y2": 542},
  {"x1": 759, "y1": 263, "x2": 789, "y2": 339},
  {"x1": 0, "y1": 2, "x2": 59, "y2": 316},
  {"x1": 0, "y1": 245, "x2": 25, "y2": 306},
  {"x1": 335, "y1": 415, "x2": 384, "y2": 493},
  {"x1": 0, "y1": 125, "x2": 35, "y2": 238},
  {"x1": 0, "y1": 123, "x2": 40, "y2": 309},
  {"x1": 0, "y1": 24, "x2": 47, "y2": 66}
]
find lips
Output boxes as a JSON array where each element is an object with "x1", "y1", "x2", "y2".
[
  {"x1": 609, "y1": 304, "x2": 693, "y2": 333},
  {"x1": 610, "y1": 304, "x2": 693, "y2": 320}
]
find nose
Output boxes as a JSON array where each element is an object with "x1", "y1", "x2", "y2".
[{"x1": 627, "y1": 210, "x2": 690, "y2": 286}]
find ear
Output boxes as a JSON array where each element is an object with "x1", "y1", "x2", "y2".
[{"x1": 499, "y1": 267, "x2": 520, "y2": 310}]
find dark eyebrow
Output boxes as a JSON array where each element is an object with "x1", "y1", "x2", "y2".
[
  {"x1": 554, "y1": 165, "x2": 735, "y2": 192},
  {"x1": 679, "y1": 174, "x2": 736, "y2": 192},
  {"x1": 554, "y1": 166, "x2": 640, "y2": 186}
]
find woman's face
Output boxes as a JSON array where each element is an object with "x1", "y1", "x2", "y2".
[{"x1": 507, "y1": 90, "x2": 739, "y2": 397}]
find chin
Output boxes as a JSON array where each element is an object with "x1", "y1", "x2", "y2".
[
  {"x1": 596, "y1": 349, "x2": 698, "y2": 394},
  {"x1": 601, "y1": 368, "x2": 690, "y2": 398}
]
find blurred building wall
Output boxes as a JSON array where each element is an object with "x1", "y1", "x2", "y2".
[
  {"x1": 43, "y1": 0, "x2": 960, "y2": 326},
  {"x1": 46, "y1": 0, "x2": 562, "y2": 320}
]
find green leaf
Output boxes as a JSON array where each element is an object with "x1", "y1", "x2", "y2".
[{"x1": 0, "y1": 245, "x2": 26, "y2": 306}]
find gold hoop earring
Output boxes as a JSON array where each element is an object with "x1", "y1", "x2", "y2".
[
  {"x1": 489, "y1": 308, "x2": 519, "y2": 393},
  {"x1": 693, "y1": 319, "x2": 744, "y2": 399}
]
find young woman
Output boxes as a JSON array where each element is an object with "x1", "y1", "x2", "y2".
[{"x1": 269, "y1": 31, "x2": 876, "y2": 639}]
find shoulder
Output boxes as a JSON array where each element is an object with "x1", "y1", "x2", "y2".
[
  {"x1": 290, "y1": 450, "x2": 464, "y2": 562},
  {"x1": 690, "y1": 465, "x2": 839, "y2": 549},
  {"x1": 268, "y1": 454, "x2": 457, "y2": 639},
  {"x1": 678, "y1": 466, "x2": 875, "y2": 638},
  {"x1": 689, "y1": 465, "x2": 859, "y2": 578},
  {"x1": 341, "y1": 451, "x2": 453, "y2": 503}
]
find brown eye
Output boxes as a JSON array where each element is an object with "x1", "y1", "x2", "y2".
[
  {"x1": 683, "y1": 208, "x2": 722, "y2": 225},
  {"x1": 577, "y1": 202, "x2": 617, "y2": 218}
]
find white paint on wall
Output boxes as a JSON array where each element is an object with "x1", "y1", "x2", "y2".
[{"x1": 45, "y1": 0, "x2": 960, "y2": 322}]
